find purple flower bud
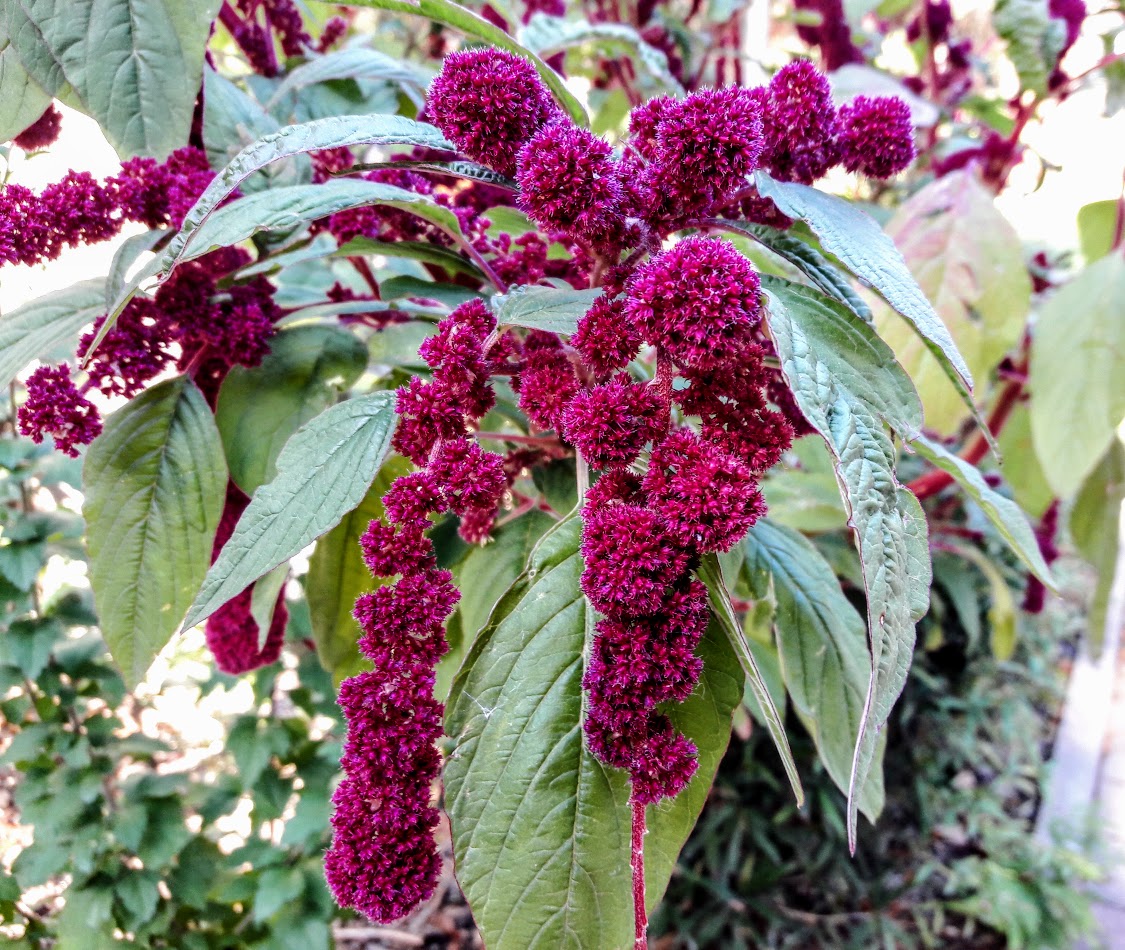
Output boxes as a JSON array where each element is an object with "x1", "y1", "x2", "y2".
[{"x1": 837, "y1": 94, "x2": 916, "y2": 178}]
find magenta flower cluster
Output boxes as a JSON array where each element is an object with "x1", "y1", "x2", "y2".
[
  {"x1": 326, "y1": 300, "x2": 510, "y2": 921},
  {"x1": 206, "y1": 486, "x2": 287, "y2": 675},
  {"x1": 0, "y1": 146, "x2": 214, "y2": 269}
]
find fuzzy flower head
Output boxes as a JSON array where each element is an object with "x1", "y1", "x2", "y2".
[
  {"x1": 580, "y1": 504, "x2": 688, "y2": 616},
  {"x1": 645, "y1": 86, "x2": 764, "y2": 220},
  {"x1": 571, "y1": 295, "x2": 641, "y2": 380},
  {"x1": 517, "y1": 121, "x2": 627, "y2": 252},
  {"x1": 17, "y1": 364, "x2": 102, "y2": 457},
  {"x1": 515, "y1": 338, "x2": 580, "y2": 432},
  {"x1": 561, "y1": 377, "x2": 665, "y2": 468},
  {"x1": 627, "y1": 95, "x2": 676, "y2": 161},
  {"x1": 836, "y1": 95, "x2": 916, "y2": 179},
  {"x1": 13, "y1": 104, "x2": 63, "y2": 151},
  {"x1": 625, "y1": 237, "x2": 762, "y2": 370},
  {"x1": 644, "y1": 428, "x2": 766, "y2": 552},
  {"x1": 205, "y1": 588, "x2": 287, "y2": 675},
  {"x1": 427, "y1": 49, "x2": 560, "y2": 177},
  {"x1": 760, "y1": 61, "x2": 840, "y2": 184}
]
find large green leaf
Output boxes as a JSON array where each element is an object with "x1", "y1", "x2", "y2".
[
  {"x1": 0, "y1": 0, "x2": 218, "y2": 158},
  {"x1": 215, "y1": 326, "x2": 368, "y2": 494},
  {"x1": 182, "y1": 391, "x2": 397, "y2": 630},
  {"x1": 873, "y1": 171, "x2": 1031, "y2": 434},
  {"x1": 307, "y1": 456, "x2": 411, "y2": 682},
  {"x1": 760, "y1": 436, "x2": 848, "y2": 533},
  {"x1": 1030, "y1": 254, "x2": 1125, "y2": 498},
  {"x1": 1077, "y1": 199, "x2": 1119, "y2": 265},
  {"x1": 764, "y1": 281, "x2": 929, "y2": 848},
  {"x1": 754, "y1": 173, "x2": 974, "y2": 401},
  {"x1": 520, "y1": 14, "x2": 684, "y2": 96},
  {"x1": 739, "y1": 519, "x2": 884, "y2": 820},
  {"x1": 0, "y1": 26, "x2": 51, "y2": 143},
  {"x1": 0, "y1": 279, "x2": 104, "y2": 389},
  {"x1": 492, "y1": 285, "x2": 602, "y2": 335},
  {"x1": 994, "y1": 0, "x2": 1067, "y2": 96},
  {"x1": 330, "y1": 0, "x2": 589, "y2": 127},
  {"x1": 909, "y1": 434, "x2": 1055, "y2": 587},
  {"x1": 84, "y1": 377, "x2": 227, "y2": 687},
  {"x1": 994, "y1": 404, "x2": 1054, "y2": 519},
  {"x1": 1070, "y1": 438, "x2": 1125, "y2": 649},
  {"x1": 444, "y1": 517, "x2": 743, "y2": 949}
]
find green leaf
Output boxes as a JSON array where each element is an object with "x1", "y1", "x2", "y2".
[
  {"x1": 1029, "y1": 254, "x2": 1125, "y2": 497},
  {"x1": 0, "y1": 27, "x2": 51, "y2": 143},
  {"x1": 249, "y1": 563, "x2": 288, "y2": 650},
  {"x1": 253, "y1": 866, "x2": 305, "y2": 923},
  {"x1": 909, "y1": 434, "x2": 1055, "y2": 588},
  {"x1": 381, "y1": 275, "x2": 483, "y2": 309},
  {"x1": 0, "y1": 0, "x2": 218, "y2": 158},
  {"x1": 872, "y1": 171, "x2": 1031, "y2": 435},
  {"x1": 1070, "y1": 438, "x2": 1125, "y2": 649},
  {"x1": 717, "y1": 220, "x2": 873, "y2": 322},
  {"x1": 336, "y1": 236, "x2": 484, "y2": 278},
  {"x1": 520, "y1": 14, "x2": 684, "y2": 96},
  {"x1": 444, "y1": 517, "x2": 743, "y2": 948},
  {"x1": 177, "y1": 179, "x2": 463, "y2": 265},
  {"x1": 202, "y1": 68, "x2": 305, "y2": 193},
  {"x1": 994, "y1": 0, "x2": 1067, "y2": 96},
  {"x1": 1077, "y1": 199, "x2": 1119, "y2": 264},
  {"x1": 698, "y1": 553, "x2": 804, "y2": 806},
  {"x1": 266, "y1": 47, "x2": 433, "y2": 107},
  {"x1": 307, "y1": 456, "x2": 411, "y2": 683},
  {"x1": 943, "y1": 540, "x2": 1019, "y2": 661},
  {"x1": 753, "y1": 172, "x2": 975, "y2": 403},
  {"x1": 117, "y1": 871, "x2": 161, "y2": 925},
  {"x1": 183, "y1": 391, "x2": 397, "y2": 631},
  {"x1": 0, "y1": 279, "x2": 104, "y2": 389},
  {"x1": 764, "y1": 282, "x2": 927, "y2": 849},
  {"x1": 106, "y1": 230, "x2": 166, "y2": 312},
  {"x1": 451, "y1": 509, "x2": 557, "y2": 643},
  {"x1": 84, "y1": 377, "x2": 227, "y2": 687},
  {"x1": 739, "y1": 519, "x2": 885, "y2": 819},
  {"x1": 216, "y1": 326, "x2": 368, "y2": 494},
  {"x1": 760, "y1": 437, "x2": 849, "y2": 532},
  {"x1": 761, "y1": 276, "x2": 922, "y2": 435},
  {"x1": 994, "y1": 404, "x2": 1054, "y2": 519},
  {"x1": 331, "y1": 0, "x2": 588, "y2": 128},
  {"x1": 492, "y1": 284, "x2": 601, "y2": 335}
]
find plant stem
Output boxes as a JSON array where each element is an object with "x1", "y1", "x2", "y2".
[{"x1": 631, "y1": 796, "x2": 648, "y2": 950}]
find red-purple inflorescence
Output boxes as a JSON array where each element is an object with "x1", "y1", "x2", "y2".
[
  {"x1": 17, "y1": 364, "x2": 103, "y2": 458},
  {"x1": 426, "y1": 49, "x2": 561, "y2": 177},
  {"x1": 837, "y1": 95, "x2": 917, "y2": 178},
  {"x1": 13, "y1": 105, "x2": 63, "y2": 152},
  {"x1": 0, "y1": 146, "x2": 215, "y2": 269},
  {"x1": 327, "y1": 300, "x2": 510, "y2": 921}
]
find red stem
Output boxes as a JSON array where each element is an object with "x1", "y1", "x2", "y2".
[{"x1": 631, "y1": 797, "x2": 648, "y2": 950}]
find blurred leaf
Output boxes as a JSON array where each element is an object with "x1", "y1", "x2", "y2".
[
  {"x1": 873, "y1": 171, "x2": 1031, "y2": 435},
  {"x1": 184, "y1": 392, "x2": 397, "y2": 630},
  {"x1": 521, "y1": 14, "x2": 684, "y2": 96},
  {"x1": 1030, "y1": 254, "x2": 1125, "y2": 497},
  {"x1": 253, "y1": 866, "x2": 305, "y2": 923},
  {"x1": 1070, "y1": 437, "x2": 1125, "y2": 648},
  {"x1": 0, "y1": 279, "x2": 105, "y2": 390},
  {"x1": 84, "y1": 377, "x2": 227, "y2": 687},
  {"x1": 1077, "y1": 198, "x2": 1119, "y2": 264},
  {"x1": 307, "y1": 455, "x2": 411, "y2": 683},
  {"x1": 267, "y1": 47, "x2": 433, "y2": 106},
  {"x1": 995, "y1": 404, "x2": 1054, "y2": 519},
  {"x1": 216, "y1": 326, "x2": 368, "y2": 494},
  {"x1": 0, "y1": 0, "x2": 218, "y2": 158},
  {"x1": 994, "y1": 0, "x2": 1067, "y2": 96}
]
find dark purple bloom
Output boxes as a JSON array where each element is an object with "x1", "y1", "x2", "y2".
[
  {"x1": 17, "y1": 364, "x2": 102, "y2": 457},
  {"x1": 837, "y1": 95, "x2": 916, "y2": 178},
  {"x1": 760, "y1": 61, "x2": 840, "y2": 183},
  {"x1": 13, "y1": 104, "x2": 62, "y2": 151},
  {"x1": 561, "y1": 376, "x2": 665, "y2": 467},
  {"x1": 427, "y1": 49, "x2": 561, "y2": 177}
]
